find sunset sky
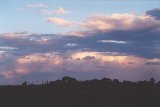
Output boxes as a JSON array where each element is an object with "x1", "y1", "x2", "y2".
[{"x1": 0, "y1": 0, "x2": 160, "y2": 84}]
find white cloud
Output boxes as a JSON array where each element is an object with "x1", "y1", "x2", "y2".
[
  {"x1": 26, "y1": 3, "x2": 48, "y2": 8},
  {"x1": 41, "y1": 9, "x2": 54, "y2": 15},
  {"x1": 66, "y1": 43, "x2": 77, "y2": 47},
  {"x1": 98, "y1": 40, "x2": 127, "y2": 44},
  {"x1": 41, "y1": 7, "x2": 69, "y2": 15},
  {"x1": 0, "y1": 46, "x2": 17, "y2": 50}
]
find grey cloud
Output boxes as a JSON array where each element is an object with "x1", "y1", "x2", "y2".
[
  {"x1": 146, "y1": 8, "x2": 160, "y2": 20},
  {"x1": 89, "y1": 29, "x2": 160, "y2": 59},
  {"x1": 128, "y1": 62, "x2": 136, "y2": 65},
  {"x1": 145, "y1": 62, "x2": 160, "y2": 66},
  {"x1": 0, "y1": 28, "x2": 160, "y2": 59},
  {"x1": 83, "y1": 56, "x2": 95, "y2": 60}
]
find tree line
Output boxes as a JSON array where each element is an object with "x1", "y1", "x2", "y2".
[{"x1": 19, "y1": 76, "x2": 160, "y2": 88}]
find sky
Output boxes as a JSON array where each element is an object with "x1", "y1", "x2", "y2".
[{"x1": 0, "y1": 0, "x2": 160, "y2": 84}]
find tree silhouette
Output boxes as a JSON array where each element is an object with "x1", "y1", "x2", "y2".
[
  {"x1": 62, "y1": 76, "x2": 77, "y2": 83},
  {"x1": 21, "y1": 81, "x2": 27, "y2": 86},
  {"x1": 149, "y1": 78, "x2": 155, "y2": 84}
]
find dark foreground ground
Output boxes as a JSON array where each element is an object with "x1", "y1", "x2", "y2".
[{"x1": 0, "y1": 77, "x2": 160, "y2": 107}]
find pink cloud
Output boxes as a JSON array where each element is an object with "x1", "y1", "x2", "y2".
[
  {"x1": 0, "y1": 71, "x2": 14, "y2": 79},
  {"x1": 47, "y1": 17, "x2": 74, "y2": 27},
  {"x1": 81, "y1": 14, "x2": 160, "y2": 31},
  {"x1": 64, "y1": 13, "x2": 160, "y2": 36},
  {"x1": 54, "y1": 7, "x2": 69, "y2": 15},
  {"x1": 0, "y1": 51, "x2": 160, "y2": 82},
  {"x1": 41, "y1": 7, "x2": 69, "y2": 15},
  {"x1": 0, "y1": 32, "x2": 29, "y2": 40}
]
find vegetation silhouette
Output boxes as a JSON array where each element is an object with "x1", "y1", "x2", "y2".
[{"x1": 0, "y1": 76, "x2": 160, "y2": 107}]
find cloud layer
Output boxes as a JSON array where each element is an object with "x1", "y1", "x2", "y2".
[
  {"x1": 1, "y1": 8, "x2": 160, "y2": 84},
  {"x1": 146, "y1": 8, "x2": 160, "y2": 20}
]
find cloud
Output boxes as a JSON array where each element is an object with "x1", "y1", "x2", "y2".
[
  {"x1": 70, "y1": 51, "x2": 140, "y2": 63},
  {"x1": 146, "y1": 8, "x2": 160, "y2": 20},
  {"x1": 145, "y1": 61, "x2": 160, "y2": 66},
  {"x1": 87, "y1": 13, "x2": 159, "y2": 30},
  {"x1": 16, "y1": 53, "x2": 63, "y2": 75},
  {"x1": 1, "y1": 8, "x2": 160, "y2": 84},
  {"x1": 0, "y1": 71, "x2": 14, "y2": 79},
  {"x1": 59, "y1": 11, "x2": 160, "y2": 59},
  {"x1": 26, "y1": 3, "x2": 48, "y2": 8},
  {"x1": 0, "y1": 32, "x2": 30, "y2": 39},
  {"x1": 66, "y1": 43, "x2": 77, "y2": 47},
  {"x1": 47, "y1": 17, "x2": 74, "y2": 27},
  {"x1": 0, "y1": 51, "x2": 160, "y2": 84},
  {"x1": 98, "y1": 40, "x2": 127, "y2": 44},
  {"x1": 55, "y1": 7, "x2": 69, "y2": 14},
  {"x1": 41, "y1": 7, "x2": 70, "y2": 15},
  {"x1": 23, "y1": 4, "x2": 70, "y2": 16},
  {"x1": 62, "y1": 31, "x2": 86, "y2": 37},
  {"x1": 1, "y1": 28, "x2": 160, "y2": 59},
  {"x1": 0, "y1": 46, "x2": 17, "y2": 50},
  {"x1": 55, "y1": 13, "x2": 160, "y2": 36},
  {"x1": 83, "y1": 56, "x2": 95, "y2": 60},
  {"x1": 66, "y1": 13, "x2": 160, "y2": 37}
]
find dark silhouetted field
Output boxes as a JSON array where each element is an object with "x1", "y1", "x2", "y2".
[{"x1": 0, "y1": 77, "x2": 160, "y2": 107}]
